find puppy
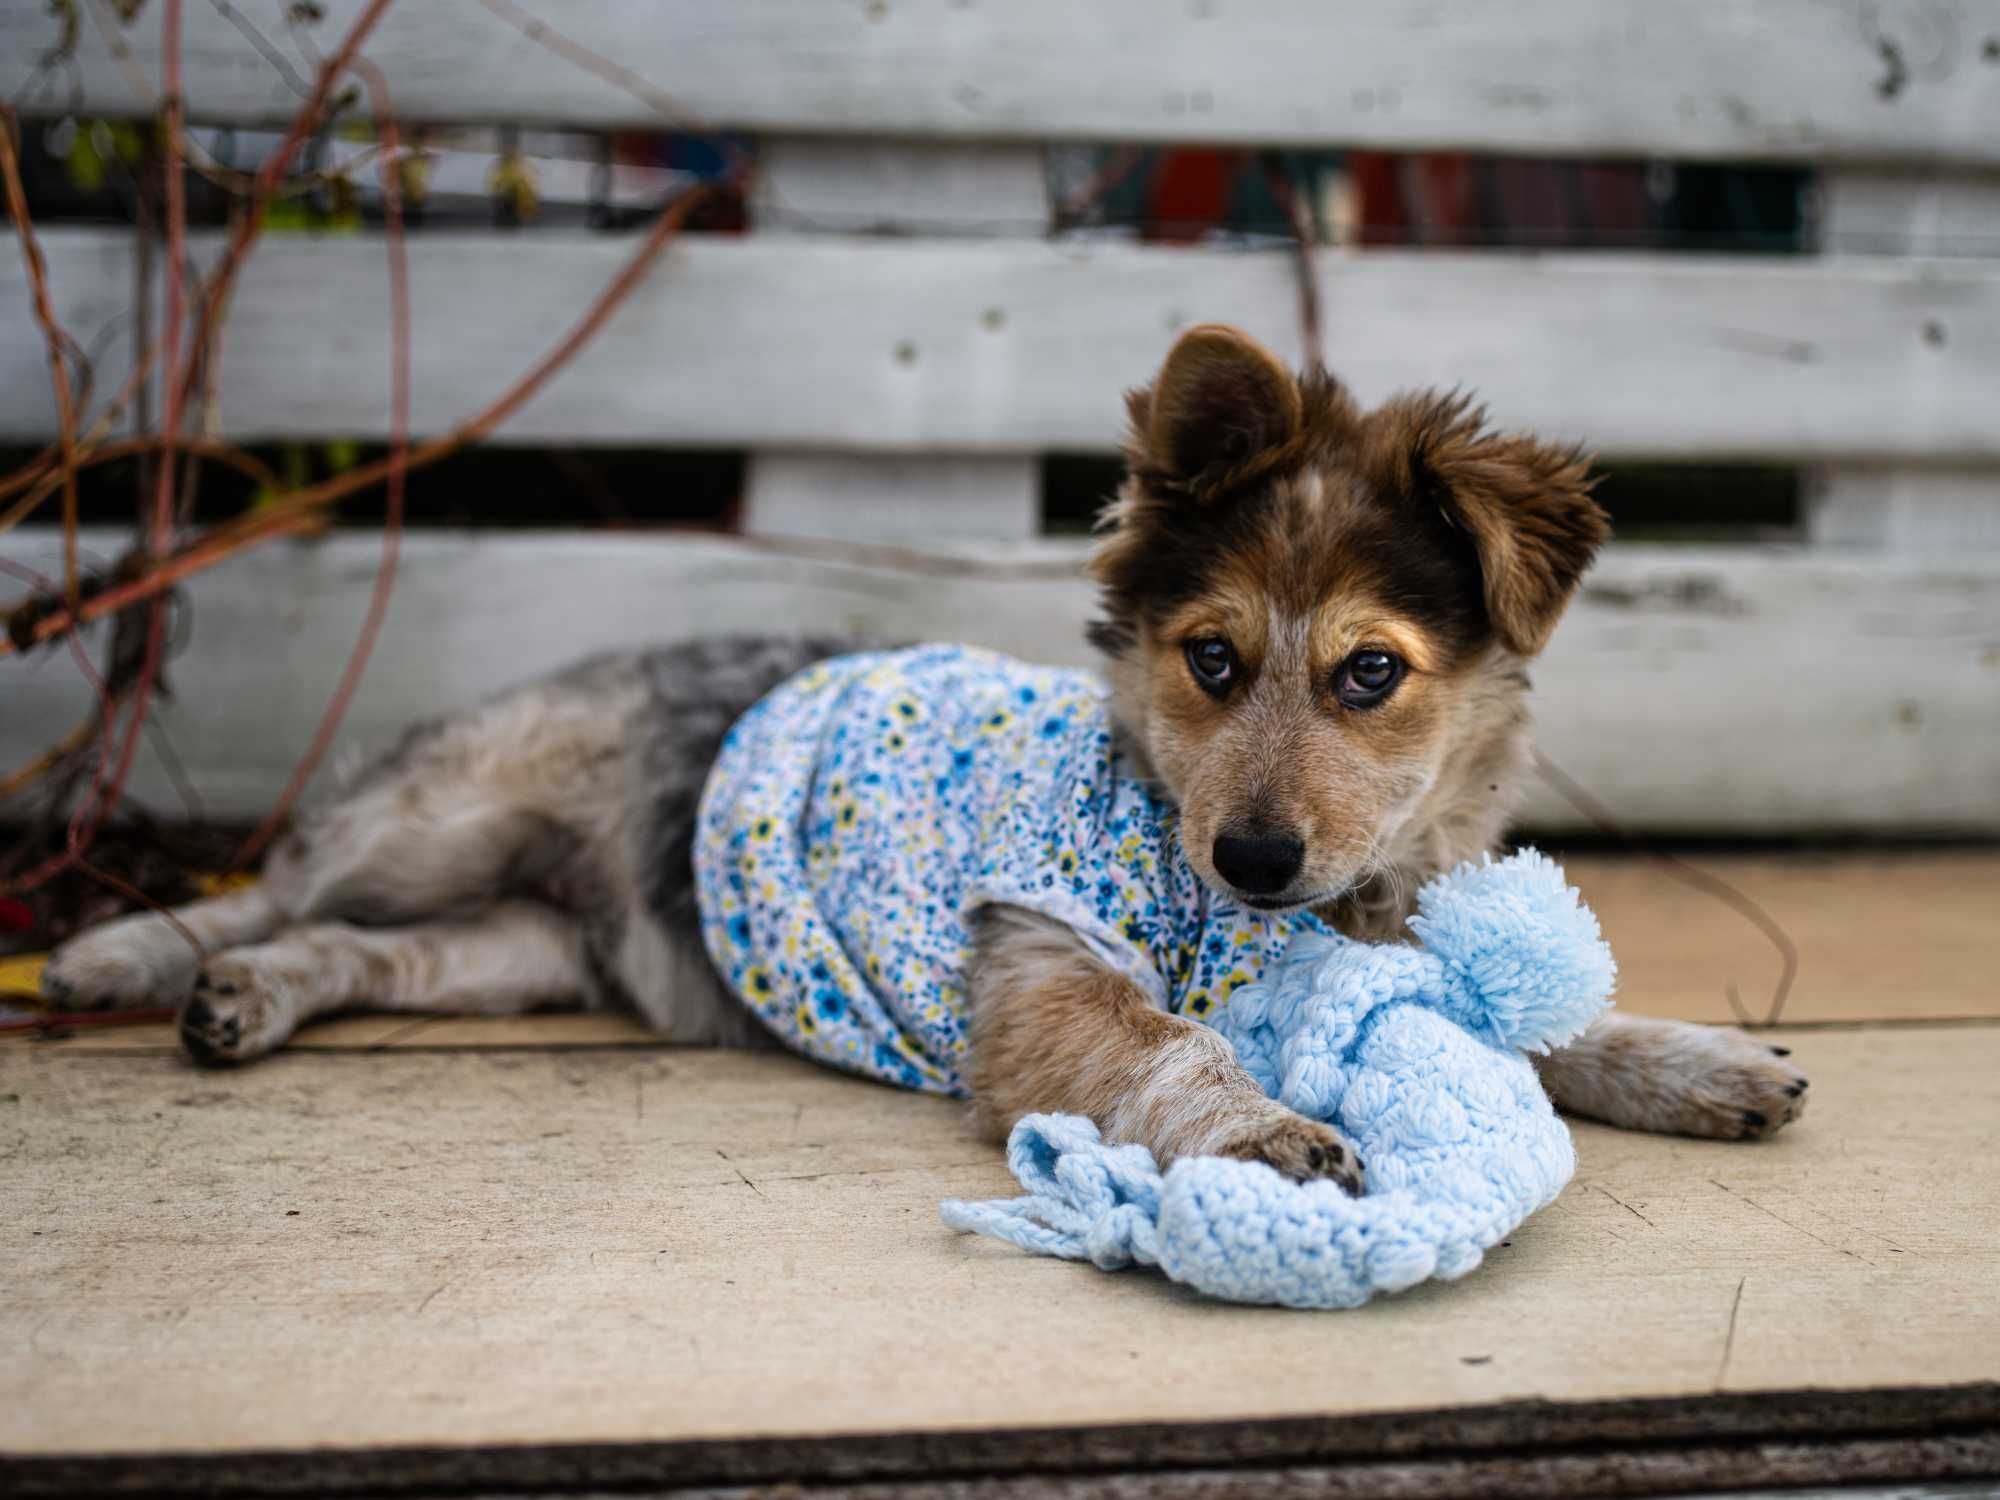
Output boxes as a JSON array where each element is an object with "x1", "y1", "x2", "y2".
[{"x1": 39, "y1": 325, "x2": 1807, "y2": 1184}]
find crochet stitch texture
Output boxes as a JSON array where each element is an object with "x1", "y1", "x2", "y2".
[{"x1": 941, "y1": 850, "x2": 1616, "y2": 1308}]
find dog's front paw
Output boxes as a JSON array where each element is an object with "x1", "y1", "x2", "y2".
[
  {"x1": 177, "y1": 958, "x2": 296, "y2": 1066},
  {"x1": 1217, "y1": 1112, "x2": 1365, "y2": 1193},
  {"x1": 1676, "y1": 1032, "x2": 1810, "y2": 1141},
  {"x1": 42, "y1": 915, "x2": 201, "y2": 1012}
]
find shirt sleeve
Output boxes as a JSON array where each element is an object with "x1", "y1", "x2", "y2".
[{"x1": 961, "y1": 771, "x2": 1174, "y2": 1010}]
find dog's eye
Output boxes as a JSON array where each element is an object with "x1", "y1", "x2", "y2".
[
  {"x1": 1335, "y1": 649, "x2": 1404, "y2": 708},
  {"x1": 1186, "y1": 638, "x2": 1237, "y2": 694}
]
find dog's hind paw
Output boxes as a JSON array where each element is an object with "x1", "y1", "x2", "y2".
[
  {"x1": 177, "y1": 957, "x2": 298, "y2": 1065},
  {"x1": 1674, "y1": 1030, "x2": 1810, "y2": 1140}
]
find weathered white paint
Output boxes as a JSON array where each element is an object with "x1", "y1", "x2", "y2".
[
  {"x1": 741, "y1": 140, "x2": 1047, "y2": 543},
  {"x1": 752, "y1": 139, "x2": 1050, "y2": 237},
  {"x1": 1806, "y1": 465, "x2": 2000, "y2": 550},
  {"x1": 1817, "y1": 169, "x2": 2000, "y2": 259},
  {"x1": 5, "y1": 1, "x2": 2000, "y2": 164},
  {"x1": 7, "y1": 229, "x2": 1999, "y2": 461},
  {"x1": 741, "y1": 453, "x2": 1039, "y2": 545},
  {"x1": 4, "y1": 530, "x2": 1996, "y2": 834},
  {"x1": 1807, "y1": 169, "x2": 2000, "y2": 550}
]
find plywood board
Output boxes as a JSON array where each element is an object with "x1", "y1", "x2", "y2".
[
  {"x1": 5, "y1": 2, "x2": 1997, "y2": 164},
  {"x1": 1557, "y1": 851, "x2": 2000, "y2": 1026},
  {"x1": 10, "y1": 229, "x2": 2000, "y2": 462},
  {"x1": 2, "y1": 1025, "x2": 1995, "y2": 1479}
]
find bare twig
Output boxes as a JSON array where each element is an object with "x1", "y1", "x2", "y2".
[
  {"x1": 205, "y1": 0, "x2": 315, "y2": 99},
  {"x1": 1053, "y1": 146, "x2": 1151, "y2": 230},
  {"x1": 0, "y1": 106, "x2": 86, "y2": 608},
  {"x1": 0, "y1": 714, "x2": 101, "y2": 804},
  {"x1": 233, "y1": 54, "x2": 409, "y2": 867},
  {"x1": 1534, "y1": 752, "x2": 1800, "y2": 1026},
  {"x1": 81, "y1": 0, "x2": 161, "y2": 109},
  {"x1": 1, "y1": 0, "x2": 759, "y2": 925},
  {"x1": 6, "y1": 0, "x2": 194, "y2": 903},
  {"x1": 173, "y1": 0, "x2": 395, "y2": 419},
  {"x1": 0, "y1": 436, "x2": 282, "y2": 540},
  {"x1": 1259, "y1": 152, "x2": 1323, "y2": 367},
  {"x1": 477, "y1": 0, "x2": 711, "y2": 134},
  {"x1": 2, "y1": 179, "x2": 714, "y2": 662}
]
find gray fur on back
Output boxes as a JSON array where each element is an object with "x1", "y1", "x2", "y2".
[{"x1": 632, "y1": 636, "x2": 856, "y2": 952}]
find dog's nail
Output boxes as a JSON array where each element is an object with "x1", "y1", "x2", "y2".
[
  {"x1": 1769, "y1": 1045, "x2": 1791, "y2": 1056},
  {"x1": 1742, "y1": 1110, "x2": 1767, "y2": 1128}
]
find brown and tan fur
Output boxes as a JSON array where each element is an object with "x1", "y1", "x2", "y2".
[{"x1": 39, "y1": 325, "x2": 1807, "y2": 1187}]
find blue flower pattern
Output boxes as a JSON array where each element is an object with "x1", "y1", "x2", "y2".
[{"x1": 694, "y1": 646, "x2": 1322, "y2": 1096}]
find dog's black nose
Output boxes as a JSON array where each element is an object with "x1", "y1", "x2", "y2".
[{"x1": 1212, "y1": 832, "x2": 1304, "y2": 897}]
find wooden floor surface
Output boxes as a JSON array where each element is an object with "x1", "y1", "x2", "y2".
[
  {"x1": 2, "y1": 855, "x2": 1997, "y2": 1494},
  {"x1": 2, "y1": 1028, "x2": 1996, "y2": 1449}
]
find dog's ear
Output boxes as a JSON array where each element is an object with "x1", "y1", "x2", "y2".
[
  {"x1": 1376, "y1": 392, "x2": 1609, "y2": 657},
  {"x1": 1127, "y1": 324, "x2": 1302, "y2": 501}
]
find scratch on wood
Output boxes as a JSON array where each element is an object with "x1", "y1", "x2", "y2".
[
  {"x1": 416, "y1": 1282, "x2": 447, "y2": 1317},
  {"x1": 1709, "y1": 327, "x2": 1820, "y2": 364},
  {"x1": 771, "y1": 1158, "x2": 1000, "y2": 1185},
  {"x1": 1590, "y1": 1182, "x2": 1661, "y2": 1231},
  {"x1": 1580, "y1": 575, "x2": 1749, "y2": 616},
  {"x1": 1709, "y1": 1179, "x2": 1876, "y2": 1266},
  {"x1": 1811, "y1": 1205, "x2": 1916, "y2": 1259},
  {"x1": 715, "y1": 1148, "x2": 767, "y2": 1200},
  {"x1": 1715, "y1": 1275, "x2": 1747, "y2": 1387}
]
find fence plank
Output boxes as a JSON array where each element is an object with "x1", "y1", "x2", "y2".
[
  {"x1": 7, "y1": 228, "x2": 2000, "y2": 461},
  {"x1": 3, "y1": 530, "x2": 1996, "y2": 834},
  {"x1": 6, "y1": 1, "x2": 2000, "y2": 165},
  {"x1": 1807, "y1": 464, "x2": 2000, "y2": 549},
  {"x1": 1805, "y1": 169, "x2": 2000, "y2": 551},
  {"x1": 742, "y1": 453, "x2": 1039, "y2": 545},
  {"x1": 739, "y1": 139, "x2": 1047, "y2": 544}
]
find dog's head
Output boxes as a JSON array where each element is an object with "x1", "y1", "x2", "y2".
[{"x1": 1088, "y1": 324, "x2": 1608, "y2": 912}]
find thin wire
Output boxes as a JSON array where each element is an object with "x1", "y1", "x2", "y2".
[{"x1": 1534, "y1": 751, "x2": 1799, "y2": 1027}]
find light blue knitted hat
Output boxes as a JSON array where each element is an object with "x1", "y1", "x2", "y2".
[{"x1": 941, "y1": 850, "x2": 1616, "y2": 1308}]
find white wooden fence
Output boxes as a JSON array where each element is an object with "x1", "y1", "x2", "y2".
[{"x1": 3, "y1": 2, "x2": 1998, "y2": 832}]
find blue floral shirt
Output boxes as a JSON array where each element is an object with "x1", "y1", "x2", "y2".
[{"x1": 693, "y1": 646, "x2": 1317, "y2": 1096}]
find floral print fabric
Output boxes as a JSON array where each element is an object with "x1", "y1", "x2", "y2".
[{"x1": 694, "y1": 646, "x2": 1316, "y2": 1096}]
